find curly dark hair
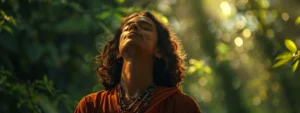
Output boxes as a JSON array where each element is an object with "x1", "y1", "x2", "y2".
[{"x1": 96, "y1": 11, "x2": 186, "y2": 90}]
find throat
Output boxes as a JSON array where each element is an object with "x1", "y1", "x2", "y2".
[
  {"x1": 120, "y1": 80, "x2": 153, "y2": 99},
  {"x1": 117, "y1": 53, "x2": 157, "y2": 112},
  {"x1": 120, "y1": 59, "x2": 153, "y2": 98}
]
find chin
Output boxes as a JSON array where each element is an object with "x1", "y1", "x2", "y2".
[{"x1": 120, "y1": 40, "x2": 143, "y2": 57}]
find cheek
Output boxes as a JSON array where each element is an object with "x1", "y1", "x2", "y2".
[
  {"x1": 119, "y1": 33, "x2": 127, "y2": 44},
  {"x1": 119, "y1": 33, "x2": 126, "y2": 48},
  {"x1": 144, "y1": 34, "x2": 158, "y2": 48},
  {"x1": 120, "y1": 33, "x2": 126, "y2": 41}
]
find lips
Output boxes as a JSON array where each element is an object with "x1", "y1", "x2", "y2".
[{"x1": 125, "y1": 32, "x2": 141, "y2": 39}]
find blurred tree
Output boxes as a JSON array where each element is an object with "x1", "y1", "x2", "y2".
[{"x1": 0, "y1": 0, "x2": 133, "y2": 112}]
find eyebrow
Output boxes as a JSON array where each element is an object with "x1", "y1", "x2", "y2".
[{"x1": 124, "y1": 20, "x2": 154, "y2": 27}]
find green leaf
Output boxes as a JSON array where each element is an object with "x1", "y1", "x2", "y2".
[
  {"x1": 285, "y1": 39, "x2": 297, "y2": 53},
  {"x1": 2, "y1": 25, "x2": 13, "y2": 33},
  {"x1": 292, "y1": 60, "x2": 299, "y2": 72},
  {"x1": 275, "y1": 52, "x2": 293, "y2": 60},
  {"x1": 0, "y1": 10, "x2": 6, "y2": 16},
  {"x1": 43, "y1": 75, "x2": 54, "y2": 95},
  {"x1": 0, "y1": 20, "x2": 4, "y2": 26},
  {"x1": 295, "y1": 50, "x2": 300, "y2": 57},
  {"x1": 8, "y1": 16, "x2": 17, "y2": 26},
  {"x1": 272, "y1": 57, "x2": 293, "y2": 68},
  {"x1": 295, "y1": 16, "x2": 300, "y2": 25}
]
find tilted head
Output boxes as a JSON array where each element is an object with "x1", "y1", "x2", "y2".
[{"x1": 96, "y1": 11, "x2": 186, "y2": 90}]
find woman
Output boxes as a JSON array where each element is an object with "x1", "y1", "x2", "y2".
[{"x1": 75, "y1": 11, "x2": 201, "y2": 113}]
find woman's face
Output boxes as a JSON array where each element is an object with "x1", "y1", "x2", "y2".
[{"x1": 119, "y1": 15, "x2": 158, "y2": 59}]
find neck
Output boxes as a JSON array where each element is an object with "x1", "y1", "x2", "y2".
[{"x1": 120, "y1": 57, "x2": 153, "y2": 98}]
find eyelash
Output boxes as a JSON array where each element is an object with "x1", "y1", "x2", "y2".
[{"x1": 142, "y1": 27, "x2": 151, "y2": 30}]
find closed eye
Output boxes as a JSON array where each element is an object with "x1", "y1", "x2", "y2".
[
  {"x1": 142, "y1": 26, "x2": 152, "y2": 31},
  {"x1": 123, "y1": 20, "x2": 154, "y2": 31}
]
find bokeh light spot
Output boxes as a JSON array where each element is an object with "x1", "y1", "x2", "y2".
[
  {"x1": 242, "y1": 29, "x2": 251, "y2": 38},
  {"x1": 236, "y1": 21, "x2": 245, "y2": 29},
  {"x1": 234, "y1": 37, "x2": 244, "y2": 46},
  {"x1": 282, "y1": 12, "x2": 289, "y2": 21},
  {"x1": 204, "y1": 66, "x2": 212, "y2": 74},
  {"x1": 222, "y1": 33, "x2": 231, "y2": 42},
  {"x1": 189, "y1": 59, "x2": 196, "y2": 65},
  {"x1": 220, "y1": 2, "x2": 231, "y2": 15},
  {"x1": 260, "y1": 0, "x2": 270, "y2": 9},
  {"x1": 201, "y1": 90, "x2": 212, "y2": 103},
  {"x1": 199, "y1": 77, "x2": 208, "y2": 86},
  {"x1": 253, "y1": 97, "x2": 261, "y2": 105}
]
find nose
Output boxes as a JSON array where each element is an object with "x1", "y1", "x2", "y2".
[{"x1": 128, "y1": 23, "x2": 138, "y2": 31}]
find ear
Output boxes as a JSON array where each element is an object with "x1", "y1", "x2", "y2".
[{"x1": 154, "y1": 48, "x2": 162, "y2": 59}]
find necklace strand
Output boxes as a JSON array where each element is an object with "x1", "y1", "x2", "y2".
[{"x1": 117, "y1": 83, "x2": 156, "y2": 113}]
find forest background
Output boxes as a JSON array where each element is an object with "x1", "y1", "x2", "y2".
[{"x1": 1, "y1": 0, "x2": 300, "y2": 113}]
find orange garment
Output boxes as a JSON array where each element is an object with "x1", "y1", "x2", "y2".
[{"x1": 74, "y1": 86, "x2": 201, "y2": 113}]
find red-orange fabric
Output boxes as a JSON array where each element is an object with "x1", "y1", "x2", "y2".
[{"x1": 74, "y1": 86, "x2": 201, "y2": 113}]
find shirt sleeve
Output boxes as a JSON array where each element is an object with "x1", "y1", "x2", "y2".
[
  {"x1": 74, "y1": 96, "x2": 94, "y2": 113},
  {"x1": 175, "y1": 93, "x2": 201, "y2": 113}
]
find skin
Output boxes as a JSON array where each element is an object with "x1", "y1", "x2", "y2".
[{"x1": 118, "y1": 15, "x2": 161, "y2": 104}]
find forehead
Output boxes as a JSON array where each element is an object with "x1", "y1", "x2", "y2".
[{"x1": 125, "y1": 15, "x2": 155, "y2": 26}]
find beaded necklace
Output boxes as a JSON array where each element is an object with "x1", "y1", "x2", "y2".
[{"x1": 117, "y1": 83, "x2": 156, "y2": 113}]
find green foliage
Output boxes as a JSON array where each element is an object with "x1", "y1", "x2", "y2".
[
  {"x1": 187, "y1": 59, "x2": 212, "y2": 75},
  {"x1": 285, "y1": 39, "x2": 297, "y2": 53},
  {"x1": 0, "y1": 69, "x2": 74, "y2": 113},
  {"x1": 0, "y1": 9, "x2": 16, "y2": 33},
  {"x1": 292, "y1": 60, "x2": 299, "y2": 72},
  {"x1": 273, "y1": 39, "x2": 299, "y2": 72},
  {"x1": 295, "y1": 16, "x2": 300, "y2": 25}
]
